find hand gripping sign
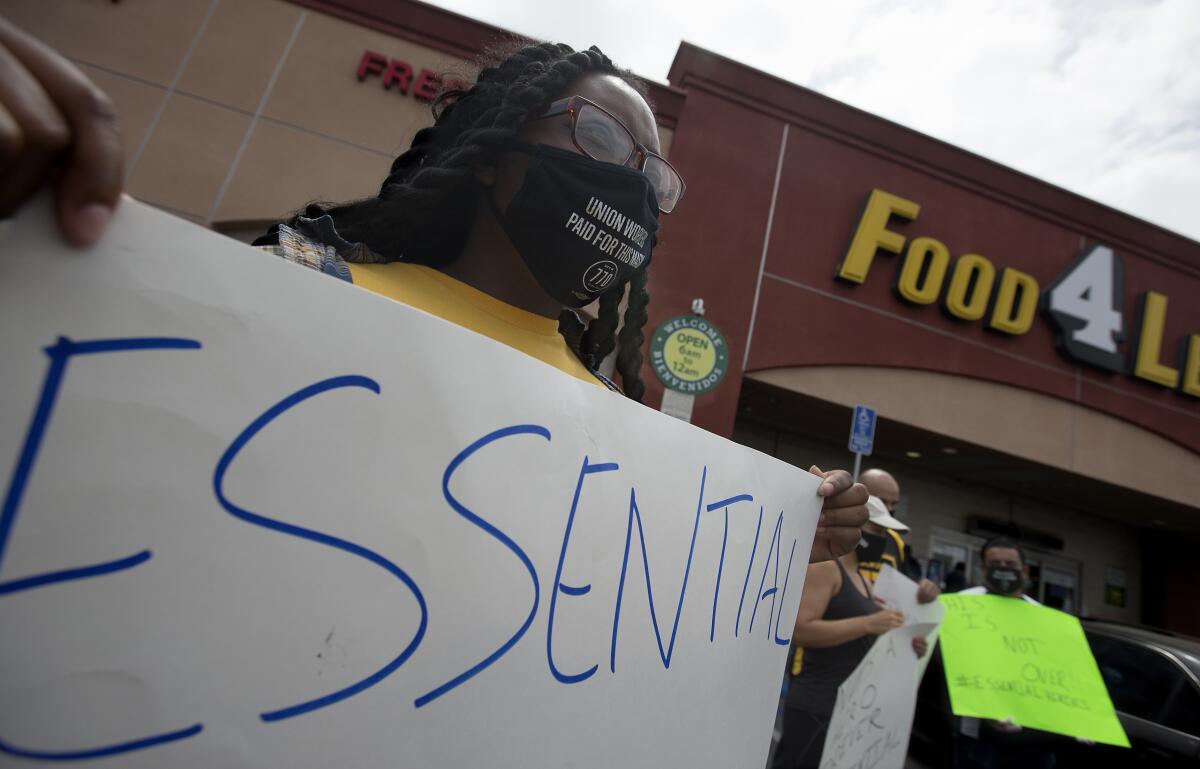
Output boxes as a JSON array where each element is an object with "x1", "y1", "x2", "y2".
[{"x1": 0, "y1": 198, "x2": 821, "y2": 769}]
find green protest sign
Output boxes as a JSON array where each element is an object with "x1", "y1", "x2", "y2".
[{"x1": 939, "y1": 594, "x2": 1129, "y2": 747}]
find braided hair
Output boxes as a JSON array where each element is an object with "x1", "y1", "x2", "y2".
[{"x1": 270, "y1": 42, "x2": 654, "y2": 401}]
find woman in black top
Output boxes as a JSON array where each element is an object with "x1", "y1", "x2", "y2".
[{"x1": 773, "y1": 542, "x2": 907, "y2": 768}]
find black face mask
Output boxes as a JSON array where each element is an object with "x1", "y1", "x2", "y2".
[
  {"x1": 490, "y1": 143, "x2": 660, "y2": 309},
  {"x1": 985, "y1": 565, "x2": 1024, "y2": 596},
  {"x1": 857, "y1": 532, "x2": 888, "y2": 562}
]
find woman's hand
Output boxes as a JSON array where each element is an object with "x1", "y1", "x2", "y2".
[
  {"x1": 859, "y1": 609, "x2": 904, "y2": 636},
  {"x1": 916, "y1": 578, "x2": 941, "y2": 604},
  {"x1": 809, "y1": 466, "x2": 868, "y2": 562},
  {"x1": 0, "y1": 17, "x2": 123, "y2": 245},
  {"x1": 912, "y1": 636, "x2": 928, "y2": 658}
]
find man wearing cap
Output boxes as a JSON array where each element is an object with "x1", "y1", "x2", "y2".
[
  {"x1": 860, "y1": 496, "x2": 939, "y2": 660},
  {"x1": 858, "y1": 468, "x2": 939, "y2": 606}
]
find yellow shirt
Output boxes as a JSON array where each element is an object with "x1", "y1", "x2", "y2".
[{"x1": 349, "y1": 262, "x2": 600, "y2": 386}]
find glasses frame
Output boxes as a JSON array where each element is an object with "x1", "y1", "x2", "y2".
[{"x1": 534, "y1": 95, "x2": 686, "y2": 214}]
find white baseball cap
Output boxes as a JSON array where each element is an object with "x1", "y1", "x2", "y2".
[{"x1": 866, "y1": 495, "x2": 909, "y2": 532}]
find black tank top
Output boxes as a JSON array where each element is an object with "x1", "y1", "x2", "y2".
[{"x1": 786, "y1": 558, "x2": 881, "y2": 714}]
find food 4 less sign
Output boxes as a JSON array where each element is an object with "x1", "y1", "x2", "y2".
[{"x1": 836, "y1": 189, "x2": 1200, "y2": 397}]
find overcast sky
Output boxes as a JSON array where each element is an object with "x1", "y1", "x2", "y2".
[{"x1": 424, "y1": 0, "x2": 1200, "y2": 243}]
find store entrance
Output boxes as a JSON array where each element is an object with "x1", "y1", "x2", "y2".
[
  {"x1": 928, "y1": 526, "x2": 1081, "y2": 613},
  {"x1": 730, "y1": 376, "x2": 1184, "y2": 627},
  {"x1": 1032, "y1": 555, "x2": 1081, "y2": 613}
]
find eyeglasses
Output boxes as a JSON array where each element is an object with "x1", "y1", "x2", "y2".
[{"x1": 534, "y1": 95, "x2": 686, "y2": 214}]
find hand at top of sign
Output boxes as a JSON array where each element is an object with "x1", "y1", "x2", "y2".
[
  {"x1": 808, "y1": 466, "x2": 868, "y2": 562},
  {"x1": 0, "y1": 17, "x2": 122, "y2": 246},
  {"x1": 916, "y1": 578, "x2": 941, "y2": 604}
]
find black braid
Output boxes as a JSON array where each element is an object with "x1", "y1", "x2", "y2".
[
  {"x1": 382, "y1": 126, "x2": 438, "y2": 190},
  {"x1": 557, "y1": 310, "x2": 593, "y2": 370},
  {"x1": 615, "y1": 268, "x2": 650, "y2": 402},
  {"x1": 262, "y1": 42, "x2": 655, "y2": 399},
  {"x1": 580, "y1": 280, "x2": 624, "y2": 366}
]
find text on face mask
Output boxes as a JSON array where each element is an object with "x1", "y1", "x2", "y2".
[{"x1": 562, "y1": 197, "x2": 650, "y2": 270}]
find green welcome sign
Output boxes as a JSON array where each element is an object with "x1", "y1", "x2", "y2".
[{"x1": 649, "y1": 315, "x2": 729, "y2": 395}]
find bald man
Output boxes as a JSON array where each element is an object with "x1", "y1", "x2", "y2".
[{"x1": 859, "y1": 468, "x2": 939, "y2": 603}]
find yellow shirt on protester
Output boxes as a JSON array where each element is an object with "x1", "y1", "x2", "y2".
[
  {"x1": 258, "y1": 218, "x2": 601, "y2": 387},
  {"x1": 349, "y1": 262, "x2": 600, "y2": 386}
]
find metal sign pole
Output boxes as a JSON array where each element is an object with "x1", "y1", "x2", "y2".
[{"x1": 852, "y1": 451, "x2": 862, "y2": 482}]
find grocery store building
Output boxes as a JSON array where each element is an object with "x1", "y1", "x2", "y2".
[{"x1": 11, "y1": 0, "x2": 1199, "y2": 633}]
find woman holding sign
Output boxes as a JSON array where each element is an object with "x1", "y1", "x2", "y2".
[
  {"x1": 0, "y1": 18, "x2": 870, "y2": 558},
  {"x1": 773, "y1": 497, "x2": 918, "y2": 769}
]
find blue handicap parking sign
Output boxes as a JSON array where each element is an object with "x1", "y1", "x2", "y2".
[{"x1": 848, "y1": 405, "x2": 876, "y2": 456}]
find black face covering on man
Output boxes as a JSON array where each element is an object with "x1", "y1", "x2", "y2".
[
  {"x1": 857, "y1": 531, "x2": 888, "y2": 562},
  {"x1": 984, "y1": 565, "x2": 1024, "y2": 595}
]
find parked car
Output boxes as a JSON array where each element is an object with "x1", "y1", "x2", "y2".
[{"x1": 910, "y1": 618, "x2": 1200, "y2": 767}]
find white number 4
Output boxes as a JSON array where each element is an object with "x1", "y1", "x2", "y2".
[{"x1": 1042, "y1": 245, "x2": 1125, "y2": 372}]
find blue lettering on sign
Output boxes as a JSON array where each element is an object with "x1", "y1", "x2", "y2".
[
  {"x1": 704, "y1": 494, "x2": 753, "y2": 643},
  {"x1": 213, "y1": 375, "x2": 429, "y2": 723},
  {"x1": 743, "y1": 509, "x2": 799, "y2": 647},
  {"x1": 1, "y1": 336, "x2": 803, "y2": 756},
  {"x1": 749, "y1": 510, "x2": 784, "y2": 636},
  {"x1": 609, "y1": 467, "x2": 706, "y2": 672},
  {"x1": 414, "y1": 425, "x2": 549, "y2": 708},
  {"x1": 0, "y1": 336, "x2": 204, "y2": 760},
  {"x1": 547, "y1": 456, "x2": 619, "y2": 684},
  {"x1": 735, "y1": 506, "x2": 765, "y2": 637},
  {"x1": 0, "y1": 726, "x2": 205, "y2": 763},
  {"x1": 772, "y1": 539, "x2": 799, "y2": 646}
]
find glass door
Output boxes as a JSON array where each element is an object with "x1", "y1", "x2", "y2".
[
  {"x1": 1041, "y1": 566, "x2": 1078, "y2": 613},
  {"x1": 928, "y1": 527, "x2": 985, "y2": 591},
  {"x1": 1026, "y1": 551, "x2": 1082, "y2": 614}
]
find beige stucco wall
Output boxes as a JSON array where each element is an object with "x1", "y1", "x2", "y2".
[
  {"x1": 9, "y1": 0, "x2": 676, "y2": 228},
  {"x1": 8, "y1": 0, "x2": 451, "y2": 224},
  {"x1": 747, "y1": 366, "x2": 1200, "y2": 510}
]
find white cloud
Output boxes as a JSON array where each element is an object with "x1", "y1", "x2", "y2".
[{"x1": 425, "y1": 0, "x2": 1200, "y2": 242}]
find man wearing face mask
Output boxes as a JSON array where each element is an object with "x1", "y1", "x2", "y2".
[
  {"x1": 858, "y1": 469, "x2": 937, "y2": 599},
  {"x1": 952, "y1": 538, "x2": 1064, "y2": 769},
  {"x1": 860, "y1": 496, "x2": 937, "y2": 661},
  {"x1": 958, "y1": 539, "x2": 1036, "y2": 603}
]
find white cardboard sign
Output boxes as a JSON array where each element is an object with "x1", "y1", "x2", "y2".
[
  {"x1": 0, "y1": 200, "x2": 821, "y2": 768},
  {"x1": 872, "y1": 564, "x2": 945, "y2": 679},
  {"x1": 817, "y1": 625, "x2": 927, "y2": 769},
  {"x1": 818, "y1": 567, "x2": 945, "y2": 769}
]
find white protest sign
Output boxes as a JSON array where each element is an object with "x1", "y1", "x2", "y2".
[
  {"x1": 817, "y1": 625, "x2": 927, "y2": 769},
  {"x1": 872, "y1": 564, "x2": 944, "y2": 679},
  {"x1": 817, "y1": 567, "x2": 946, "y2": 769},
  {"x1": 0, "y1": 199, "x2": 822, "y2": 768}
]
